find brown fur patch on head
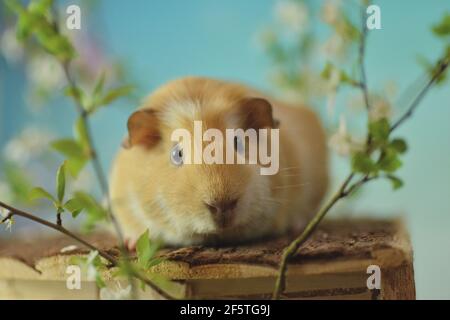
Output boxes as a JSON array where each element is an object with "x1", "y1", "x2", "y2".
[
  {"x1": 127, "y1": 109, "x2": 161, "y2": 148},
  {"x1": 234, "y1": 97, "x2": 276, "y2": 130}
]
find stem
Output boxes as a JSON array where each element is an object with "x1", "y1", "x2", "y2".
[
  {"x1": 390, "y1": 58, "x2": 449, "y2": 132},
  {"x1": 1, "y1": 4, "x2": 174, "y2": 299},
  {"x1": 272, "y1": 173, "x2": 354, "y2": 299},
  {"x1": 358, "y1": 5, "x2": 374, "y2": 149},
  {"x1": 272, "y1": 16, "x2": 450, "y2": 301},
  {"x1": 358, "y1": 10, "x2": 370, "y2": 113},
  {"x1": 0, "y1": 201, "x2": 115, "y2": 262},
  {"x1": 0, "y1": 201, "x2": 175, "y2": 300},
  {"x1": 61, "y1": 61, "x2": 137, "y2": 293},
  {"x1": 62, "y1": 62, "x2": 126, "y2": 247}
]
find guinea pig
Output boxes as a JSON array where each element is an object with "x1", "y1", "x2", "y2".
[{"x1": 110, "y1": 77, "x2": 328, "y2": 247}]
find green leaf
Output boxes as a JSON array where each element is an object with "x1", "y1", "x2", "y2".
[
  {"x1": 51, "y1": 139, "x2": 85, "y2": 159},
  {"x1": 74, "y1": 118, "x2": 90, "y2": 152},
  {"x1": 95, "y1": 275, "x2": 106, "y2": 288},
  {"x1": 16, "y1": 11, "x2": 33, "y2": 39},
  {"x1": 64, "y1": 86, "x2": 84, "y2": 102},
  {"x1": 417, "y1": 54, "x2": 448, "y2": 85},
  {"x1": 56, "y1": 162, "x2": 66, "y2": 202},
  {"x1": 98, "y1": 85, "x2": 134, "y2": 107},
  {"x1": 389, "y1": 138, "x2": 408, "y2": 154},
  {"x1": 73, "y1": 192, "x2": 107, "y2": 232},
  {"x1": 66, "y1": 157, "x2": 88, "y2": 178},
  {"x1": 321, "y1": 63, "x2": 357, "y2": 86},
  {"x1": 369, "y1": 118, "x2": 390, "y2": 143},
  {"x1": 432, "y1": 13, "x2": 450, "y2": 37},
  {"x1": 136, "y1": 230, "x2": 152, "y2": 268},
  {"x1": 341, "y1": 14, "x2": 360, "y2": 41},
  {"x1": 147, "y1": 257, "x2": 165, "y2": 268},
  {"x1": 339, "y1": 70, "x2": 354, "y2": 85},
  {"x1": 386, "y1": 175, "x2": 404, "y2": 190},
  {"x1": 28, "y1": 0, "x2": 53, "y2": 15},
  {"x1": 71, "y1": 209, "x2": 82, "y2": 218},
  {"x1": 51, "y1": 139, "x2": 88, "y2": 178},
  {"x1": 4, "y1": 0, "x2": 24, "y2": 14},
  {"x1": 29, "y1": 187, "x2": 56, "y2": 202},
  {"x1": 321, "y1": 62, "x2": 333, "y2": 79},
  {"x1": 352, "y1": 152, "x2": 377, "y2": 174},
  {"x1": 378, "y1": 150, "x2": 402, "y2": 173},
  {"x1": 35, "y1": 28, "x2": 75, "y2": 61},
  {"x1": 64, "y1": 198, "x2": 84, "y2": 218},
  {"x1": 93, "y1": 71, "x2": 106, "y2": 98},
  {"x1": 140, "y1": 280, "x2": 146, "y2": 291},
  {"x1": 136, "y1": 230, "x2": 161, "y2": 269}
]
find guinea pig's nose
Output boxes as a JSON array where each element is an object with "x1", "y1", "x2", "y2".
[
  {"x1": 205, "y1": 198, "x2": 239, "y2": 229},
  {"x1": 205, "y1": 199, "x2": 238, "y2": 215}
]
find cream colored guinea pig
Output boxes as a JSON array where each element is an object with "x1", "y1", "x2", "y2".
[{"x1": 110, "y1": 77, "x2": 328, "y2": 247}]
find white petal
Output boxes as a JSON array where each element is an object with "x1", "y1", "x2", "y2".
[{"x1": 60, "y1": 245, "x2": 79, "y2": 253}]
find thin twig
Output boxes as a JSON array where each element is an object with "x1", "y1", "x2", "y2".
[
  {"x1": 0, "y1": 201, "x2": 115, "y2": 262},
  {"x1": 390, "y1": 58, "x2": 449, "y2": 132},
  {"x1": 272, "y1": 19, "x2": 450, "y2": 301},
  {"x1": 62, "y1": 63, "x2": 121, "y2": 235},
  {"x1": 0, "y1": 201, "x2": 175, "y2": 300},
  {"x1": 272, "y1": 173, "x2": 354, "y2": 299},
  {"x1": 61, "y1": 60, "x2": 135, "y2": 289},
  {"x1": 358, "y1": 8, "x2": 370, "y2": 113},
  {"x1": 1, "y1": 2, "x2": 173, "y2": 300}
]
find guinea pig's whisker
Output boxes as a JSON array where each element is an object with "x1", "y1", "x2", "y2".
[
  {"x1": 278, "y1": 166, "x2": 302, "y2": 172},
  {"x1": 272, "y1": 182, "x2": 310, "y2": 190},
  {"x1": 261, "y1": 198, "x2": 282, "y2": 205},
  {"x1": 281, "y1": 173, "x2": 303, "y2": 177}
]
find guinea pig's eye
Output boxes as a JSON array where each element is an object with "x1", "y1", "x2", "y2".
[
  {"x1": 234, "y1": 136, "x2": 244, "y2": 155},
  {"x1": 170, "y1": 144, "x2": 183, "y2": 166}
]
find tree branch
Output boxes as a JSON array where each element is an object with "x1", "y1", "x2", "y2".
[
  {"x1": 390, "y1": 58, "x2": 449, "y2": 132},
  {"x1": 0, "y1": 201, "x2": 175, "y2": 300},
  {"x1": 272, "y1": 17, "x2": 450, "y2": 301},
  {"x1": 272, "y1": 173, "x2": 354, "y2": 299},
  {"x1": 0, "y1": 201, "x2": 116, "y2": 262}
]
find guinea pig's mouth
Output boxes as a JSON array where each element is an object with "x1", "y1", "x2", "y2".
[
  {"x1": 202, "y1": 198, "x2": 240, "y2": 231},
  {"x1": 212, "y1": 213, "x2": 236, "y2": 231},
  {"x1": 193, "y1": 213, "x2": 240, "y2": 237}
]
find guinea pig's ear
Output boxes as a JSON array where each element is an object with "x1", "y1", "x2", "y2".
[
  {"x1": 238, "y1": 97, "x2": 278, "y2": 129},
  {"x1": 126, "y1": 109, "x2": 161, "y2": 148}
]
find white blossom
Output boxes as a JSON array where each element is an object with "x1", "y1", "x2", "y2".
[
  {"x1": 3, "y1": 127, "x2": 53, "y2": 165},
  {"x1": 0, "y1": 28, "x2": 23, "y2": 64},
  {"x1": 26, "y1": 54, "x2": 65, "y2": 91},
  {"x1": 60, "y1": 245, "x2": 79, "y2": 253},
  {"x1": 0, "y1": 207, "x2": 14, "y2": 232},
  {"x1": 275, "y1": 0, "x2": 309, "y2": 33},
  {"x1": 100, "y1": 283, "x2": 132, "y2": 300},
  {"x1": 322, "y1": 33, "x2": 345, "y2": 59},
  {"x1": 321, "y1": 0, "x2": 340, "y2": 25},
  {"x1": 87, "y1": 265, "x2": 98, "y2": 281},
  {"x1": 369, "y1": 98, "x2": 393, "y2": 121},
  {"x1": 86, "y1": 250, "x2": 99, "y2": 281},
  {"x1": 329, "y1": 116, "x2": 364, "y2": 156},
  {"x1": 383, "y1": 81, "x2": 398, "y2": 100}
]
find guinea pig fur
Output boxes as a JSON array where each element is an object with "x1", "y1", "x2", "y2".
[{"x1": 110, "y1": 77, "x2": 328, "y2": 247}]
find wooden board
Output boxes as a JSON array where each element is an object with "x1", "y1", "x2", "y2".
[{"x1": 0, "y1": 217, "x2": 415, "y2": 300}]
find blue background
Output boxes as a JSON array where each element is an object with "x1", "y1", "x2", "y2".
[{"x1": 1, "y1": 0, "x2": 450, "y2": 298}]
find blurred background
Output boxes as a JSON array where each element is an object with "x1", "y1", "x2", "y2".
[{"x1": 0, "y1": 0, "x2": 449, "y2": 299}]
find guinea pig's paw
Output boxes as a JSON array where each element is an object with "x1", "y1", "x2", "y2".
[{"x1": 125, "y1": 237, "x2": 137, "y2": 252}]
